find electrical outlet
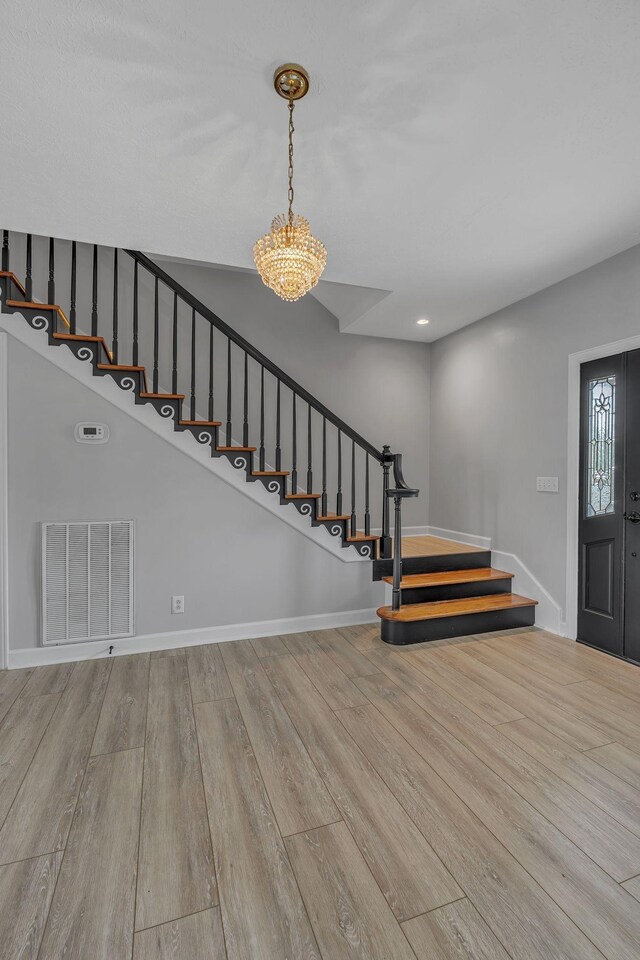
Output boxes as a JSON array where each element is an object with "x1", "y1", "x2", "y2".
[
  {"x1": 536, "y1": 477, "x2": 559, "y2": 493},
  {"x1": 171, "y1": 595, "x2": 185, "y2": 614}
]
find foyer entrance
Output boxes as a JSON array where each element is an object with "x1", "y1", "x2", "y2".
[{"x1": 578, "y1": 349, "x2": 640, "y2": 663}]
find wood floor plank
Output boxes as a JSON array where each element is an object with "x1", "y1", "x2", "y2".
[
  {"x1": 0, "y1": 853, "x2": 62, "y2": 960},
  {"x1": 133, "y1": 908, "x2": 227, "y2": 960},
  {"x1": 263, "y1": 655, "x2": 463, "y2": 921},
  {"x1": 282, "y1": 631, "x2": 319, "y2": 655},
  {"x1": 0, "y1": 668, "x2": 33, "y2": 723},
  {"x1": 485, "y1": 635, "x2": 592, "y2": 684},
  {"x1": 334, "y1": 623, "x2": 381, "y2": 655},
  {"x1": 0, "y1": 659, "x2": 111, "y2": 862},
  {"x1": 310, "y1": 627, "x2": 379, "y2": 678},
  {"x1": 19, "y1": 662, "x2": 75, "y2": 697},
  {"x1": 354, "y1": 668, "x2": 640, "y2": 960},
  {"x1": 186, "y1": 643, "x2": 233, "y2": 703},
  {"x1": 337, "y1": 701, "x2": 603, "y2": 960},
  {"x1": 402, "y1": 898, "x2": 511, "y2": 960},
  {"x1": 411, "y1": 648, "x2": 524, "y2": 724},
  {"x1": 497, "y1": 717, "x2": 640, "y2": 838},
  {"x1": 285, "y1": 821, "x2": 416, "y2": 960},
  {"x1": 250, "y1": 634, "x2": 289, "y2": 658},
  {"x1": 136, "y1": 657, "x2": 216, "y2": 931},
  {"x1": 220, "y1": 641, "x2": 338, "y2": 835},
  {"x1": 91, "y1": 654, "x2": 150, "y2": 755},
  {"x1": 436, "y1": 644, "x2": 611, "y2": 749},
  {"x1": 586, "y1": 742, "x2": 640, "y2": 791},
  {"x1": 0, "y1": 693, "x2": 59, "y2": 829},
  {"x1": 150, "y1": 647, "x2": 185, "y2": 658},
  {"x1": 621, "y1": 875, "x2": 640, "y2": 902},
  {"x1": 195, "y1": 697, "x2": 321, "y2": 960},
  {"x1": 39, "y1": 748, "x2": 143, "y2": 960},
  {"x1": 291, "y1": 647, "x2": 369, "y2": 710}
]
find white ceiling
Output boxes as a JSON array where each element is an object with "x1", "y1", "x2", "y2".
[{"x1": 3, "y1": 1, "x2": 640, "y2": 341}]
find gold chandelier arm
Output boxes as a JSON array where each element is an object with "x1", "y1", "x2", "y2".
[{"x1": 288, "y1": 97, "x2": 295, "y2": 224}]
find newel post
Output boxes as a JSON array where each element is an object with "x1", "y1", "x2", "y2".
[{"x1": 380, "y1": 444, "x2": 393, "y2": 559}]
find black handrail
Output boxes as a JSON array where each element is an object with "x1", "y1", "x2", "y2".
[{"x1": 124, "y1": 249, "x2": 384, "y2": 463}]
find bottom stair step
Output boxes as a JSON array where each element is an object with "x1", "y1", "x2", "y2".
[{"x1": 377, "y1": 593, "x2": 537, "y2": 645}]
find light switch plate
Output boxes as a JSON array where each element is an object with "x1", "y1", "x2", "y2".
[{"x1": 536, "y1": 476, "x2": 559, "y2": 493}]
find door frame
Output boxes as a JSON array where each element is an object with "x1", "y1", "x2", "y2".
[{"x1": 566, "y1": 334, "x2": 640, "y2": 641}]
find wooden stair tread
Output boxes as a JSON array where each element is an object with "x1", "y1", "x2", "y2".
[
  {"x1": 180, "y1": 420, "x2": 222, "y2": 426},
  {"x1": 347, "y1": 533, "x2": 380, "y2": 542},
  {"x1": 317, "y1": 513, "x2": 350, "y2": 521},
  {"x1": 285, "y1": 493, "x2": 321, "y2": 499},
  {"x1": 140, "y1": 392, "x2": 184, "y2": 399},
  {"x1": 0, "y1": 271, "x2": 26, "y2": 294},
  {"x1": 97, "y1": 363, "x2": 145, "y2": 371},
  {"x1": 252, "y1": 470, "x2": 290, "y2": 476},
  {"x1": 53, "y1": 332, "x2": 105, "y2": 343},
  {"x1": 377, "y1": 593, "x2": 538, "y2": 622},
  {"x1": 217, "y1": 446, "x2": 256, "y2": 452},
  {"x1": 382, "y1": 567, "x2": 514, "y2": 587}
]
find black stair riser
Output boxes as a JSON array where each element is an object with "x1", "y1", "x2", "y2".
[
  {"x1": 397, "y1": 578, "x2": 513, "y2": 604},
  {"x1": 373, "y1": 550, "x2": 492, "y2": 581},
  {"x1": 380, "y1": 605, "x2": 536, "y2": 645}
]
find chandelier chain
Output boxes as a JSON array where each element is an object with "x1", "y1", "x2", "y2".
[{"x1": 287, "y1": 97, "x2": 295, "y2": 223}]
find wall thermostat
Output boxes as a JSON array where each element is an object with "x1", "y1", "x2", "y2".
[{"x1": 74, "y1": 423, "x2": 109, "y2": 444}]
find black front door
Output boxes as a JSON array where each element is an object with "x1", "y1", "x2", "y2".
[{"x1": 578, "y1": 350, "x2": 640, "y2": 663}]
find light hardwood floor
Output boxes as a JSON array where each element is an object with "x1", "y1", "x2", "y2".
[{"x1": 0, "y1": 625, "x2": 639, "y2": 959}]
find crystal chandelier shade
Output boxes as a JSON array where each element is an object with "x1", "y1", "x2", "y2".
[{"x1": 253, "y1": 65, "x2": 326, "y2": 302}]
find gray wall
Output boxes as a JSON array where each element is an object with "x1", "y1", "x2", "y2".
[
  {"x1": 428, "y1": 243, "x2": 640, "y2": 617},
  {"x1": 7, "y1": 338, "x2": 386, "y2": 651}
]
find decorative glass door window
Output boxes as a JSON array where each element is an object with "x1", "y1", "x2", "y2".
[{"x1": 586, "y1": 376, "x2": 616, "y2": 516}]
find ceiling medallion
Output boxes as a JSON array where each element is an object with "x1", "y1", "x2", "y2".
[{"x1": 253, "y1": 63, "x2": 327, "y2": 302}]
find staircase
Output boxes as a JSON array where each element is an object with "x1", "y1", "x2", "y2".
[{"x1": 0, "y1": 228, "x2": 537, "y2": 645}]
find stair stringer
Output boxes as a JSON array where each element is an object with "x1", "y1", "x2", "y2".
[{"x1": 0, "y1": 308, "x2": 368, "y2": 563}]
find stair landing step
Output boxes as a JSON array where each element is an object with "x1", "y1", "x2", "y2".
[
  {"x1": 382, "y1": 567, "x2": 514, "y2": 588},
  {"x1": 377, "y1": 593, "x2": 537, "y2": 622}
]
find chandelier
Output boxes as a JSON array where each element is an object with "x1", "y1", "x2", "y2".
[{"x1": 253, "y1": 64, "x2": 327, "y2": 302}]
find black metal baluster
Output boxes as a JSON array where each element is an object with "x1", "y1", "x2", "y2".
[
  {"x1": 336, "y1": 430, "x2": 343, "y2": 515},
  {"x1": 190, "y1": 309, "x2": 197, "y2": 420},
  {"x1": 48, "y1": 238, "x2": 55, "y2": 306},
  {"x1": 364, "y1": 452, "x2": 371, "y2": 535},
  {"x1": 226, "y1": 338, "x2": 232, "y2": 445},
  {"x1": 321, "y1": 417, "x2": 327, "y2": 516},
  {"x1": 112, "y1": 248, "x2": 118, "y2": 363},
  {"x1": 306, "y1": 404, "x2": 313, "y2": 494},
  {"x1": 171, "y1": 292, "x2": 178, "y2": 395},
  {"x1": 152, "y1": 277, "x2": 159, "y2": 393},
  {"x1": 69, "y1": 241, "x2": 77, "y2": 334},
  {"x1": 208, "y1": 322, "x2": 214, "y2": 422},
  {"x1": 275, "y1": 380, "x2": 281, "y2": 470},
  {"x1": 91, "y1": 244, "x2": 98, "y2": 337},
  {"x1": 242, "y1": 351, "x2": 249, "y2": 446},
  {"x1": 25, "y1": 234, "x2": 33, "y2": 300},
  {"x1": 1, "y1": 230, "x2": 8, "y2": 272},
  {"x1": 132, "y1": 261, "x2": 139, "y2": 366},
  {"x1": 259, "y1": 367, "x2": 265, "y2": 471},
  {"x1": 291, "y1": 392, "x2": 297, "y2": 493},
  {"x1": 380, "y1": 444, "x2": 392, "y2": 558},
  {"x1": 350, "y1": 440, "x2": 357, "y2": 537}
]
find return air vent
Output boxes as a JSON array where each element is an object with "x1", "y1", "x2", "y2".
[{"x1": 41, "y1": 521, "x2": 134, "y2": 645}]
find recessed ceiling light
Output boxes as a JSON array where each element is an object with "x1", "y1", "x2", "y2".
[{"x1": 416, "y1": 318, "x2": 430, "y2": 325}]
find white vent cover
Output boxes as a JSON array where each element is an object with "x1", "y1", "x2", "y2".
[{"x1": 41, "y1": 521, "x2": 134, "y2": 645}]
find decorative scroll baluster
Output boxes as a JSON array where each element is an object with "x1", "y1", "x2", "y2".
[
  {"x1": 190, "y1": 309, "x2": 197, "y2": 420},
  {"x1": 275, "y1": 379, "x2": 281, "y2": 470},
  {"x1": 25, "y1": 234, "x2": 33, "y2": 300},
  {"x1": 1, "y1": 230, "x2": 8, "y2": 272},
  {"x1": 69, "y1": 241, "x2": 77, "y2": 334},
  {"x1": 91, "y1": 244, "x2": 98, "y2": 337},
  {"x1": 208, "y1": 322, "x2": 214, "y2": 422},
  {"x1": 291, "y1": 392, "x2": 297, "y2": 492},
  {"x1": 306, "y1": 404, "x2": 313, "y2": 494},
  {"x1": 242, "y1": 352, "x2": 249, "y2": 446},
  {"x1": 350, "y1": 440, "x2": 357, "y2": 537},
  {"x1": 364, "y1": 453, "x2": 371, "y2": 535},
  {"x1": 171, "y1": 292, "x2": 178, "y2": 395},
  {"x1": 152, "y1": 277, "x2": 159, "y2": 393},
  {"x1": 226, "y1": 339, "x2": 232, "y2": 445},
  {"x1": 259, "y1": 367, "x2": 266, "y2": 471},
  {"x1": 48, "y1": 238, "x2": 55, "y2": 307},
  {"x1": 112, "y1": 248, "x2": 118, "y2": 363},
  {"x1": 321, "y1": 416, "x2": 327, "y2": 516},
  {"x1": 336, "y1": 430, "x2": 343, "y2": 515},
  {"x1": 132, "y1": 261, "x2": 139, "y2": 366}
]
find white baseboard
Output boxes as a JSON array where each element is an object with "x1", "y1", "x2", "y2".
[
  {"x1": 7, "y1": 607, "x2": 379, "y2": 668},
  {"x1": 425, "y1": 525, "x2": 492, "y2": 551}
]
